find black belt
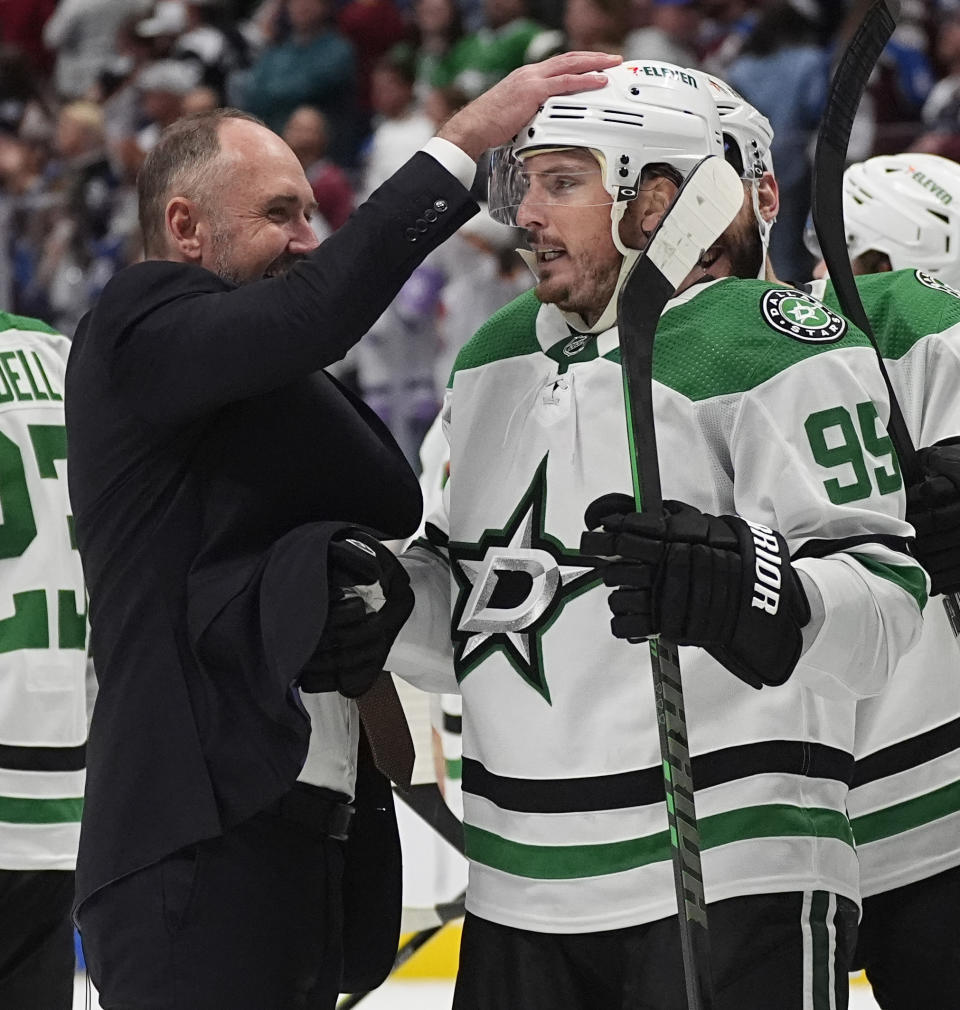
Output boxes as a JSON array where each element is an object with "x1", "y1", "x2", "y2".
[{"x1": 263, "y1": 783, "x2": 355, "y2": 842}]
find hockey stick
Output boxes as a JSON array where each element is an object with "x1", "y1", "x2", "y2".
[
  {"x1": 336, "y1": 890, "x2": 467, "y2": 1008},
  {"x1": 809, "y1": 0, "x2": 960, "y2": 633},
  {"x1": 617, "y1": 155, "x2": 744, "y2": 1010},
  {"x1": 811, "y1": 0, "x2": 910, "y2": 476},
  {"x1": 394, "y1": 781, "x2": 465, "y2": 855}
]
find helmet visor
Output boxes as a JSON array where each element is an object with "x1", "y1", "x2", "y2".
[{"x1": 487, "y1": 144, "x2": 617, "y2": 227}]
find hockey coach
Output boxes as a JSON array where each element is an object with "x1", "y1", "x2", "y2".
[{"x1": 63, "y1": 51, "x2": 621, "y2": 1010}]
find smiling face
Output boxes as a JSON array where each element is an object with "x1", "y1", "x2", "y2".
[{"x1": 199, "y1": 118, "x2": 320, "y2": 284}]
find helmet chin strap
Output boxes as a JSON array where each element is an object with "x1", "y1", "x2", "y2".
[
  {"x1": 750, "y1": 177, "x2": 773, "y2": 279},
  {"x1": 515, "y1": 167, "x2": 646, "y2": 335},
  {"x1": 517, "y1": 242, "x2": 640, "y2": 335}
]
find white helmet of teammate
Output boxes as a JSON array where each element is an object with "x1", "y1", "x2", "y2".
[
  {"x1": 488, "y1": 60, "x2": 724, "y2": 257},
  {"x1": 706, "y1": 73, "x2": 775, "y2": 276},
  {"x1": 841, "y1": 153, "x2": 960, "y2": 287},
  {"x1": 706, "y1": 74, "x2": 773, "y2": 182}
]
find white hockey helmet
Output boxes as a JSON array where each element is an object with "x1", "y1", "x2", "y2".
[
  {"x1": 487, "y1": 60, "x2": 725, "y2": 257},
  {"x1": 705, "y1": 74, "x2": 774, "y2": 181},
  {"x1": 841, "y1": 153, "x2": 960, "y2": 286},
  {"x1": 705, "y1": 73, "x2": 774, "y2": 276}
]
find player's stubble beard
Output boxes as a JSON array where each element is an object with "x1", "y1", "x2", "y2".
[
  {"x1": 720, "y1": 198, "x2": 764, "y2": 280},
  {"x1": 535, "y1": 255, "x2": 621, "y2": 325},
  {"x1": 532, "y1": 213, "x2": 632, "y2": 326}
]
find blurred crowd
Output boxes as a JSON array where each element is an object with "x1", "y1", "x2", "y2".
[{"x1": 3, "y1": 0, "x2": 960, "y2": 464}]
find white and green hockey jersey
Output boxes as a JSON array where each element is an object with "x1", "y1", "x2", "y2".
[
  {"x1": 390, "y1": 277, "x2": 927, "y2": 932},
  {"x1": 814, "y1": 270, "x2": 960, "y2": 897},
  {"x1": 0, "y1": 311, "x2": 88, "y2": 871}
]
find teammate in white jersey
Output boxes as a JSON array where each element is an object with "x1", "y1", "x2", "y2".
[
  {"x1": 388, "y1": 63, "x2": 927, "y2": 1009},
  {"x1": 803, "y1": 152, "x2": 960, "y2": 1009},
  {"x1": 0, "y1": 311, "x2": 88, "y2": 1009}
]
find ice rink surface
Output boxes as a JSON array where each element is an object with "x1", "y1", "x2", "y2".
[{"x1": 73, "y1": 973, "x2": 883, "y2": 1008}]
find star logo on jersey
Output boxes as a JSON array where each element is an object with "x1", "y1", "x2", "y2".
[
  {"x1": 449, "y1": 455, "x2": 601, "y2": 702},
  {"x1": 761, "y1": 289, "x2": 847, "y2": 343},
  {"x1": 915, "y1": 270, "x2": 960, "y2": 300}
]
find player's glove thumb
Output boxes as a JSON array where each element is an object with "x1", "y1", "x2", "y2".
[{"x1": 906, "y1": 437, "x2": 960, "y2": 596}]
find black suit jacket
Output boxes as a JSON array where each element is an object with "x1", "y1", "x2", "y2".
[{"x1": 65, "y1": 153, "x2": 476, "y2": 951}]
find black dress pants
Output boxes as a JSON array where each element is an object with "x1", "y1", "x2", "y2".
[
  {"x1": 0, "y1": 868, "x2": 75, "y2": 1010},
  {"x1": 76, "y1": 787, "x2": 349, "y2": 1010},
  {"x1": 454, "y1": 890, "x2": 859, "y2": 1010},
  {"x1": 853, "y1": 864, "x2": 960, "y2": 1010}
]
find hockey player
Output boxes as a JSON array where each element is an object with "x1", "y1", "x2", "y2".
[
  {"x1": 805, "y1": 152, "x2": 960, "y2": 1010},
  {"x1": 387, "y1": 62, "x2": 927, "y2": 1010},
  {"x1": 0, "y1": 310, "x2": 88, "y2": 1009}
]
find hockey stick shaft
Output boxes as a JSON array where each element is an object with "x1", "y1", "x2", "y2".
[
  {"x1": 617, "y1": 156, "x2": 742, "y2": 1010},
  {"x1": 811, "y1": 0, "x2": 960, "y2": 628},
  {"x1": 811, "y1": 0, "x2": 913, "y2": 480},
  {"x1": 620, "y1": 271, "x2": 712, "y2": 1010},
  {"x1": 395, "y1": 781, "x2": 465, "y2": 854},
  {"x1": 335, "y1": 891, "x2": 467, "y2": 1008}
]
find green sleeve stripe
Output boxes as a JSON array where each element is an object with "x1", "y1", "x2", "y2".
[
  {"x1": 0, "y1": 311, "x2": 61, "y2": 337},
  {"x1": 0, "y1": 795, "x2": 83, "y2": 824},
  {"x1": 849, "y1": 553, "x2": 928, "y2": 612},
  {"x1": 851, "y1": 778, "x2": 960, "y2": 845},
  {"x1": 464, "y1": 804, "x2": 852, "y2": 880},
  {"x1": 445, "y1": 757, "x2": 463, "y2": 781}
]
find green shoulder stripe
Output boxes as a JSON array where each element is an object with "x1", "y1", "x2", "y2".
[
  {"x1": 821, "y1": 269, "x2": 960, "y2": 361},
  {"x1": 850, "y1": 552, "x2": 928, "y2": 612},
  {"x1": 0, "y1": 311, "x2": 61, "y2": 337},
  {"x1": 450, "y1": 289, "x2": 541, "y2": 382},
  {"x1": 606, "y1": 279, "x2": 874, "y2": 402}
]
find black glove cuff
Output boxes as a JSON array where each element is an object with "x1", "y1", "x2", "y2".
[{"x1": 718, "y1": 516, "x2": 810, "y2": 686}]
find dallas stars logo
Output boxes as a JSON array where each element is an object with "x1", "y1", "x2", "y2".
[
  {"x1": 449, "y1": 456, "x2": 601, "y2": 702},
  {"x1": 761, "y1": 289, "x2": 847, "y2": 343},
  {"x1": 915, "y1": 270, "x2": 960, "y2": 300}
]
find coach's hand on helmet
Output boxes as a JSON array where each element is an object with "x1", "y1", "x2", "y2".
[
  {"x1": 907, "y1": 437, "x2": 960, "y2": 597},
  {"x1": 299, "y1": 532, "x2": 413, "y2": 698},
  {"x1": 437, "y1": 51, "x2": 621, "y2": 161},
  {"x1": 581, "y1": 494, "x2": 811, "y2": 689}
]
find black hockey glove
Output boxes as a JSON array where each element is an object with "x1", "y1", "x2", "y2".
[
  {"x1": 299, "y1": 531, "x2": 414, "y2": 698},
  {"x1": 581, "y1": 494, "x2": 811, "y2": 689},
  {"x1": 906, "y1": 437, "x2": 960, "y2": 596}
]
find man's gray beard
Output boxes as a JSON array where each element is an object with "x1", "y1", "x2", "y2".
[
  {"x1": 210, "y1": 230, "x2": 304, "y2": 285},
  {"x1": 210, "y1": 226, "x2": 248, "y2": 286}
]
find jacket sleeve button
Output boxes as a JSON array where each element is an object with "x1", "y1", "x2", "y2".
[{"x1": 433, "y1": 199, "x2": 448, "y2": 213}]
